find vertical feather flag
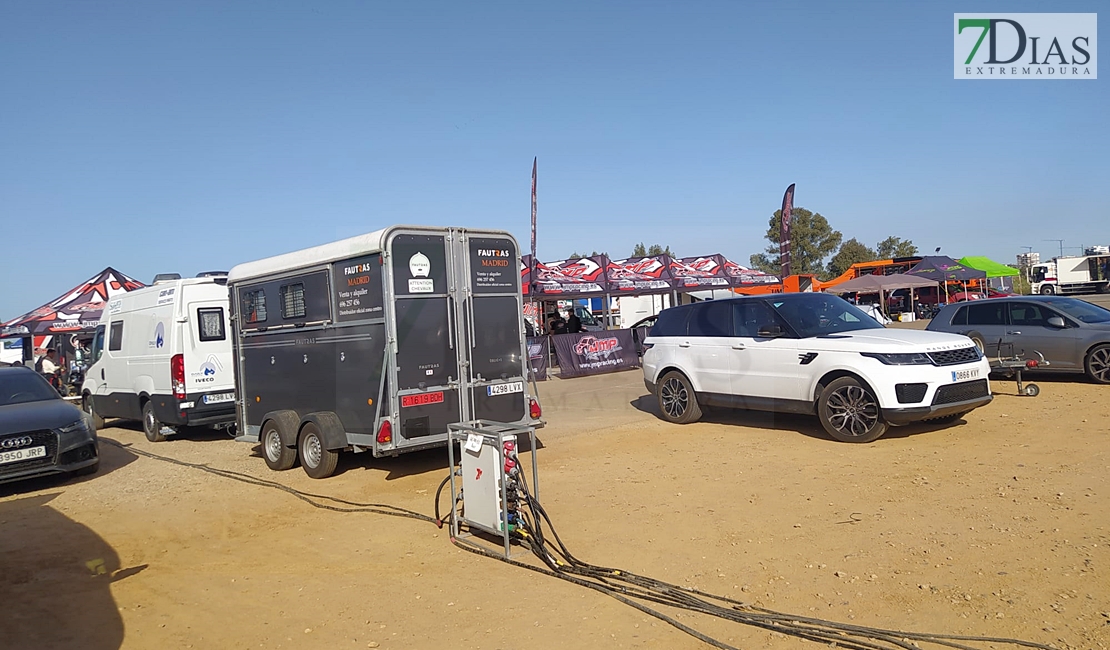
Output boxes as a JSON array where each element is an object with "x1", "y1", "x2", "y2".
[
  {"x1": 530, "y1": 157, "x2": 538, "y2": 291},
  {"x1": 780, "y1": 183, "x2": 795, "y2": 277}
]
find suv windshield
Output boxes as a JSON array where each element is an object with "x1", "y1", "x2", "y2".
[
  {"x1": 1043, "y1": 298, "x2": 1110, "y2": 324},
  {"x1": 767, "y1": 294, "x2": 885, "y2": 338},
  {"x1": 0, "y1": 370, "x2": 61, "y2": 406}
]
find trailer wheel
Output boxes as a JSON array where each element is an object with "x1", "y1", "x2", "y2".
[
  {"x1": 262, "y1": 420, "x2": 296, "y2": 471},
  {"x1": 299, "y1": 423, "x2": 339, "y2": 479},
  {"x1": 142, "y1": 401, "x2": 168, "y2": 443},
  {"x1": 1039, "y1": 285, "x2": 1055, "y2": 295}
]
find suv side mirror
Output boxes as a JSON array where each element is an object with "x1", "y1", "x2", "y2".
[
  {"x1": 1047, "y1": 316, "x2": 1066, "y2": 329},
  {"x1": 756, "y1": 325, "x2": 785, "y2": 338}
]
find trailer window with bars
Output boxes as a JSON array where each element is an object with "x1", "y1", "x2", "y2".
[
  {"x1": 242, "y1": 289, "x2": 267, "y2": 324},
  {"x1": 197, "y1": 308, "x2": 226, "y2": 341},
  {"x1": 280, "y1": 283, "x2": 306, "y2": 320}
]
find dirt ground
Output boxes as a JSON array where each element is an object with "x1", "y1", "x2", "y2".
[{"x1": 2, "y1": 363, "x2": 1109, "y2": 650}]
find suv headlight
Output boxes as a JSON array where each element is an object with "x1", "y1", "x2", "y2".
[
  {"x1": 860, "y1": 352, "x2": 932, "y2": 365},
  {"x1": 59, "y1": 419, "x2": 89, "y2": 434}
]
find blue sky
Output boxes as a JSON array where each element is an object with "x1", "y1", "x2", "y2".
[{"x1": 1, "y1": 1, "x2": 1105, "y2": 320}]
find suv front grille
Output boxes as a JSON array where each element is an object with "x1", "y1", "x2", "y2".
[
  {"x1": 932, "y1": 379, "x2": 989, "y2": 405},
  {"x1": 928, "y1": 347, "x2": 980, "y2": 366},
  {"x1": 0, "y1": 430, "x2": 59, "y2": 472}
]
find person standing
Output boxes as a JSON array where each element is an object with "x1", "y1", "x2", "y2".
[{"x1": 567, "y1": 310, "x2": 582, "y2": 334}]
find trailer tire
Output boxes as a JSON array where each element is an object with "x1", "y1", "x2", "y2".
[
  {"x1": 259, "y1": 410, "x2": 300, "y2": 471},
  {"x1": 262, "y1": 420, "x2": 296, "y2": 471},
  {"x1": 300, "y1": 412, "x2": 348, "y2": 451},
  {"x1": 299, "y1": 423, "x2": 339, "y2": 479},
  {"x1": 1039, "y1": 285, "x2": 1055, "y2": 295}
]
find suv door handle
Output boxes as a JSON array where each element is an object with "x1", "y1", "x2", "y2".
[
  {"x1": 731, "y1": 344, "x2": 746, "y2": 350},
  {"x1": 678, "y1": 342, "x2": 691, "y2": 348},
  {"x1": 1007, "y1": 330, "x2": 1021, "y2": 335}
]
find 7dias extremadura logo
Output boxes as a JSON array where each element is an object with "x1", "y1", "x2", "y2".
[{"x1": 954, "y1": 13, "x2": 1096, "y2": 79}]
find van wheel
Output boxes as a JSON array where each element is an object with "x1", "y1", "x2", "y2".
[
  {"x1": 262, "y1": 420, "x2": 296, "y2": 471},
  {"x1": 657, "y1": 371, "x2": 702, "y2": 424},
  {"x1": 1085, "y1": 344, "x2": 1110, "y2": 384},
  {"x1": 818, "y1": 377, "x2": 888, "y2": 443},
  {"x1": 84, "y1": 395, "x2": 105, "y2": 430},
  {"x1": 299, "y1": 423, "x2": 338, "y2": 479},
  {"x1": 142, "y1": 401, "x2": 167, "y2": 443}
]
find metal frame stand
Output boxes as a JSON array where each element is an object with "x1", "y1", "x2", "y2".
[{"x1": 447, "y1": 420, "x2": 539, "y2": 560}]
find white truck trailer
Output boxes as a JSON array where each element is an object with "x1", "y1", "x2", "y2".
[{"x1": 1031, "y1": 254, "x2": 1110, "y2": 295}]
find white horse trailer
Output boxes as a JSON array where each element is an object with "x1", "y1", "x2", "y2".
[{"x1": 228, "y1": 226, "x2": 542, "y2": 478}]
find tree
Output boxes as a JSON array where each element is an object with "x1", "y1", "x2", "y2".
[
  {"x1": 875, "y1": 236, "x2": 919, "y2": 259},
  {"x1": 567, "y1": 251, "x2": 606, "y2": 259},
  {"x1": 631, "y1": 243, "x2": 674, "y2": 258},
  {"x1": 749, "y1": 207, "x2": 842, "y2": 277},
  {"x1": 827, "y1": 238, "x2": 878, "y2": 278}
]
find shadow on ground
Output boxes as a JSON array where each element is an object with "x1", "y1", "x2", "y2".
[
  {"x1": 630, "y1": 393, "x2": 972, "y2": 443},
  {"x1": 248, "y1": 436, "x2": 547, "y2": 481},
  {"x1": 0, "y1": 493, "x2": 147, "y2": 650}
]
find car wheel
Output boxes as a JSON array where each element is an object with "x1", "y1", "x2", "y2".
[
  {"x1": 299, "y1": 423, "x2": 338, "y2": 479},
  {"x1": 262, "y1": 420, "x2": 296, "y2": 471},
  {"x1": 1039, "y1": 285, "x2": 1055, "y2": 295},
  {"x1": 657, "y1": 371, "x2": 702, "y2": 424},
  {"x1": 1084, "y1": 344, "x2": 1110, "y2": 384},
  {"x1": 966, "y1": 331, "x2": 986, "y2": 354},
  {"x1": 818, "y1": 377, "x2": 888, "y2": 443},
  {"x1": 84, "y1": 395, "x2": 105, "y2": 430},
  {"x1": 142, "y1": 401, "x2": 167, "y2": 443}
]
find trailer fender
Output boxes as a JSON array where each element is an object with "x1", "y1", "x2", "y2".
[
  {"x1": 300, "y1": 412, "x2": 348, "y2": 451},
  {"x1": 260, "y1": 410, "x2": 300, "y2": 449}
]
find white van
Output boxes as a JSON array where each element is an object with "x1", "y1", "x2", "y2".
[{"x1": 81, "y1": 275, "x2": 236, "y2": 441}]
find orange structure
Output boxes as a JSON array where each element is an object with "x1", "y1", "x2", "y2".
[{"x1": 732, "y1": 257, "x2": 924, "y2": 295}]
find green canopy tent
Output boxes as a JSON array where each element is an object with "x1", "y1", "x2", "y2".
[{"x1": 958, "y1": 256, "x2": 1020, "y2": 294}]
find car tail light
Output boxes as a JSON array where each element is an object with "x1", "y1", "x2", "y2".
[
  {"x1": 529, "y1": 398, "x2": 542, "y2": 420},
  {"x1": 376, "y1": 419, "x2": 392, "y2": 444},
  {"x1": 171, "y1": 354, "x2": 186, "y2": 399}
]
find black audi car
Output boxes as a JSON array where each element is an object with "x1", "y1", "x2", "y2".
[{"x1": 0, "y1": 367, "x2": 99, "y2": 485}]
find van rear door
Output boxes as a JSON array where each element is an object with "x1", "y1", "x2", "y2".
[{"x1": 184, "y1": 298, "x2": 235, "y2": 404}]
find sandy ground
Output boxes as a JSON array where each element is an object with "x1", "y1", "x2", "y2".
[{"x1": 2, "y1": 361, "x2": 1109, "y2": 650}]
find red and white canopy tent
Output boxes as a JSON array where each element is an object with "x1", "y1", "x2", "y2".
[{"x1": 1, "y1": 268, "x2": 144, "y2": 362}]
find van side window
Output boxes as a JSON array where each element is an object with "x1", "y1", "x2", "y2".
[
  {"x1": 243, "y1": 289, "x2": 267, "y2": 324},
  {"x1": 687, "y1": 301, "x2": 731, "y2": 337},
  {"x1": 280, "y1": 283, "x2": 306, "y2": 319},
  {"x1": 108, "y1": 321, "x2": 124, "y2": 351},
  {"x1": 198, "y1": 308, "x2": 226, "y2": 341}
]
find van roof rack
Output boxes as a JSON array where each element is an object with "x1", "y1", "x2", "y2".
[{"x1": 196, "y1": 271, "x2": 229, "y2": 278}]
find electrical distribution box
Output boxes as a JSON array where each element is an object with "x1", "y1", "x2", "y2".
[{"x1": 460, "y1": 432, "x2": 515, "y2": 535}]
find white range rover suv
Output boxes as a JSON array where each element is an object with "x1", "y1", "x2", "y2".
[{"x1": 642, "y1": 293, "x2": 993, "y2": 442}]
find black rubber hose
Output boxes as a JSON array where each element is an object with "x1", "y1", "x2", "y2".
[{"x1": 433, "y1": 472, "x2": 453, "y2": 528}]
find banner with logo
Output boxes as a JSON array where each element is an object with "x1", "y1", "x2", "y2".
[
  {"x1": 551, "y1": 329, "x2": 639, "y2": 378},
  {"x1": 721, "y1": 256, "x2": 780, "y2": 287},
  {"x1": 605, "y1": 255, "x2": 674, "y2": 293},
  {"x1": 670, "y1": 255, "x2": 732, "y2": 289},
  {"x1": 526, "y1": 336, "x2": 548, "y2": 381},
  {"x1": 531, "y1": 255, "x2": 610, "y2": 299}
]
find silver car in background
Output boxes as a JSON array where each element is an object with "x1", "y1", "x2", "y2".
[{"x1": 926, "y1": 296, "x2": 1110, "y2": 384}]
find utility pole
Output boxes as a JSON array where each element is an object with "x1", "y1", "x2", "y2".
[
  {"x1": 1020, "y1": 246, "x2": 1034, "y2": 253},
  {"x1": 1044, "y1": 239, "x2": 1064, "y2": 258}
]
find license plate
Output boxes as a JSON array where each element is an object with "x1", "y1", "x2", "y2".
[
  {"x1": 487, "y1": 381, "x2": 524, "y2": 396},
  {"x1": 951, "y1": 368, "x2": 980, "y2": 382},
  {"x1": 202, "y1": 392, "x2": 235, "y2": 405},
  {"x1": 0, "y1": 446, "x2": 46, "y2": 465},
  {"x1": 402, "y1": 391, "x2": 445, "y2": 408}
]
